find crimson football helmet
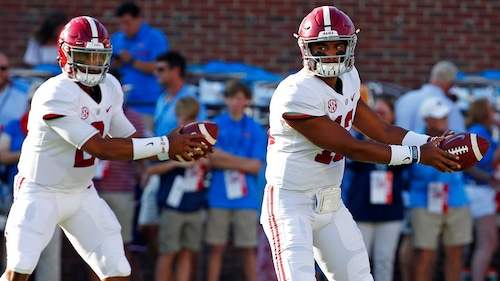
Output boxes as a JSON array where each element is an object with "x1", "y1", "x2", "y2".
[
  {"x1": 295, "y1": 6, "x2": 359, "y2": 77},
  {"x1": 57, "y1": 16, "x2": 112, "y2": 86}
]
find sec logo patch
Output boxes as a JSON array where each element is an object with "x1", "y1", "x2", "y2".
[
  {"x1": 80, "y1": 107, "x2": 89, "y2": 119},
  {"x1": 328, "y1": 99, "x2": 337, "y2": 113}
]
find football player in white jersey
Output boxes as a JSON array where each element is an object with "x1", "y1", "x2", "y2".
[
  {"x1": 260, "y1": 6, "x2": 461, "y2": 281},
  {"x1": 0, "y1": 16, "x2": 208, "y2": 281}
]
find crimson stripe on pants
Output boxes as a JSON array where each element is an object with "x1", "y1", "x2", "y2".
[{"x1": 266, "y1": 185, "x2": 287, "y2": 281}]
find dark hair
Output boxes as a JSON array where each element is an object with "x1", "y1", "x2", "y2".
[
  {"x1": 34, "y1": 10, "x2": 67, "y2": 44},
  {"x1": 156, "y1": 51, "x2": 187, "y2": 78},
  {"x1": 115, "y1": 2, "x2": 141, "y2": 17},
  {"x1": 224, "y1": 80, "x2": 252, "y2": 100}
]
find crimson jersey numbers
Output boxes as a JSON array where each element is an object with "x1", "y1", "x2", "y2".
[
  {"x1": 314, "y1": 109, "x2": 353, "y2": 164},
  {"x1": 74, "y1": 121, "x2": 104, "y2": 167}
]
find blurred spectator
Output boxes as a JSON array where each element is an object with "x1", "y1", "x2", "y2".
[
  {"x1": 394, "y1": 60, "x2": 466, "y2": 281},
  {"x1": 89, "y1": 103, "x2": 146, "y2": 281},
  {"x1": 464, "y1": 98, "x2": 500, "y2": 281},
  {"x1": 0, "y1": 80, "x2": 62, "y2": 281},
  {"x1": 408, "y1": 97, "x2": 472, "y2": 281},
  {"x1": 395, "y1": 60, "x2": 465, "y2": 132},
  {"x1": 153, "y1": 51, "x2": 206, "y2": 136},
  {"x1": 0, "y1": 52, "x2": 28, "y2": 133},
  {"x1": 205, "y1": 80, "x2": 267, "y2": 281},
  {"x1": 344, "y1": 94, "x2": 406, "y2": 281},
  {"x1": 135, "y1": 50, "x2": 206, "y2": 259},
  {"x1": 23, "y1": 10, "x2": 67, "y2": 74},
  {"x1": 111, "y1": 1, "x2": 169, "y2": 134},
  {"x1": 145, "y1": 96, "x2": 206, "y2": 281}
]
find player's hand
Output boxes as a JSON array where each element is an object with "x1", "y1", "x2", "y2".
[
  {"x1": 428, "y1": 130, "x2": 454, "y2": 142},
  {"x1": 167, "y1": 125, "x2": 208, "y2": 161},
  {"x1": 419, "y1": 137, "x2": 460, "y2": 172},
  {"x1": 440, "y1": 129, "x2": 455, "y2": 138}
]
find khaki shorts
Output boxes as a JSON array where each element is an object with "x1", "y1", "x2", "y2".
[
  {"x1": 410, "y1": 207, "x2": 472, "y2": 249},
  {"x1": 99, "y1": 192, "x2": 135, "y2": 243},
  {"x1": 158, "y1": 209, "x2": 204, "y2": 254},
  {"x1": 205, "y1": 208, "x2": 258, "y2": 247}
]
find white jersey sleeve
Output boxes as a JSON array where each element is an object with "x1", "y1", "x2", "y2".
[
  {"x1": 106, "y1": 75, "x2": 136, "y2": 138},
  {"x1": 17, "y1": 74, "x2": 134, "y2": 192},
  {"x1": 266, "y1": 68, "x2": 361, "y2": 191}
]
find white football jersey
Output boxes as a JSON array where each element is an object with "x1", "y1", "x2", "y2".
[
  {"x1": 17, "y1": 74, "x2": 136, "y2": 192},
  {"x1": 266, "y1": 67, "x2": 361, "y2": 191}
]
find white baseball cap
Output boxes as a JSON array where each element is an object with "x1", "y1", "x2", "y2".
[{"x1": 419, "y1": 97, "x2": 451, "y2": 119}]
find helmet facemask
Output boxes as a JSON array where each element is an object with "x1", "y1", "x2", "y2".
[
  {"x1": 62, "y1": 42, "x2": 112, "y2": 87},
  {"x1": 297, "y1": 32, "x2": 358, "y2": 78}
]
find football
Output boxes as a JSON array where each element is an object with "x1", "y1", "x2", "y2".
[
  {"x1": 176, "y1": 121, "x2": 219, "y2": 162},
  {"x1": 438, "y1": 132, "x2": 490, "y2": 171}
]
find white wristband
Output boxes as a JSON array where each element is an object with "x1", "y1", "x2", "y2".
[
  {"x1": 131, "y1": 136, "x2": 169, "y2": 160},
  {"x1": 389, "y1": 145, "x2": 419, "y2": 166},
  {"x1": 402, "y1": 131, "x2": 430, "y2": 146}
]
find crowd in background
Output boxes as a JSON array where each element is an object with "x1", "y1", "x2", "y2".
[{"x1": 1, "y1": 2, "x2": 500, "y2": 281}]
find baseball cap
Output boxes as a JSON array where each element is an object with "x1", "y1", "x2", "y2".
[{"x1": 419, "y1": 97, "x2": 451, "y2": 119}]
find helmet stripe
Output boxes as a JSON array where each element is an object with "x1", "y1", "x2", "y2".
[
  {"x1": 83, "y1": 16, "x2": 99, "y2": 43},
  {"x1": 322, "y1": 6, "x2": 331, "y2": 31}
]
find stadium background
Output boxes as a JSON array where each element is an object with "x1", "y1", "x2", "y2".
[
  {"x1": 1, "y1": 0, "x2": 499, "y2": 89},
  {"x1": 1, "y1": 0, "x2": 499, "y2": 280}
]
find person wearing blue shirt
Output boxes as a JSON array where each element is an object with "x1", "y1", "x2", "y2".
[
  {"x1": 111, "y1": 2, "x2": 169, "y2": 134},
  {"x1": 0, "y1": 53, "x2": 27, "y2": 134},
  {"x1": 408, "y1": 97, "x2": 471, "y2": 281},
  {"x1": 153, "y1": 51, "x2": 206, "y2": 136},
  {"x1": 395, "y1": 60, "x2": 465, "y2": 132},
  {"x1": 463, "y1": 98, "x2": 500, "y2": 281},
  {"x1": 135, "y1": 51, "x2": 208, "y2": 254},
  {"x1": 205, "y1": 80, "x2": 267, "y2": 281},
  {"x1": 144, "y1": 96, "x2": 207, "y2": 281}
]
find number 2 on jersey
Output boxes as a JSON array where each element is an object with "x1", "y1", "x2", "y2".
[{"x1": 74, "y1": 121, "x2": 104, "y2": 167}]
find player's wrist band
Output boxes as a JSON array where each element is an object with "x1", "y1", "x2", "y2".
[
  {"x1": 157, "y1": 146, "x2": 170, "y2": 161},
  {"x1": 131, "y1": 136, "x2": 169, "y2": 160},
  {"x1": 411, "y1": 145, "x2": 420, "y2": 163},
  {"x1": 402, "y1": 131, "x2": 431, "y2": 146},
  {"x1": 389, "y1": 145, "x2": 420, "y2": 165}
]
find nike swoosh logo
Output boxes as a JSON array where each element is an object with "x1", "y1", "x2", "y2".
[
  {"x1": 445, "y1": 134, "x2": 466, "y2": 144},
  {"x1": 106, "y1": 105, "x2": 112, "y2": 112},
  {"x1": 146, "y1": 142, "x2": 153, "y2": 146},
  {"x1": 403, "y1": 157, "x2": 410, "y2": 162}
]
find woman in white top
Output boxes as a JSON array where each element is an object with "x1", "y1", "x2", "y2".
[{"x1": 23, "y1": 10, "x2": 67, "y2": 67}]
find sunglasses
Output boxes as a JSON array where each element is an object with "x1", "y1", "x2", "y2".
[
  {"x1": 0, "y1": 66, "x2": 9, "y2": 71},
  {"x1": 155, "y1": 66, "x2": 167, "y2": 73}
]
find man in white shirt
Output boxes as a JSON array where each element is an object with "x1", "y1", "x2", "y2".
[{"x1": 395, "y1": 60, "x2": 465, "y2": 132}]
